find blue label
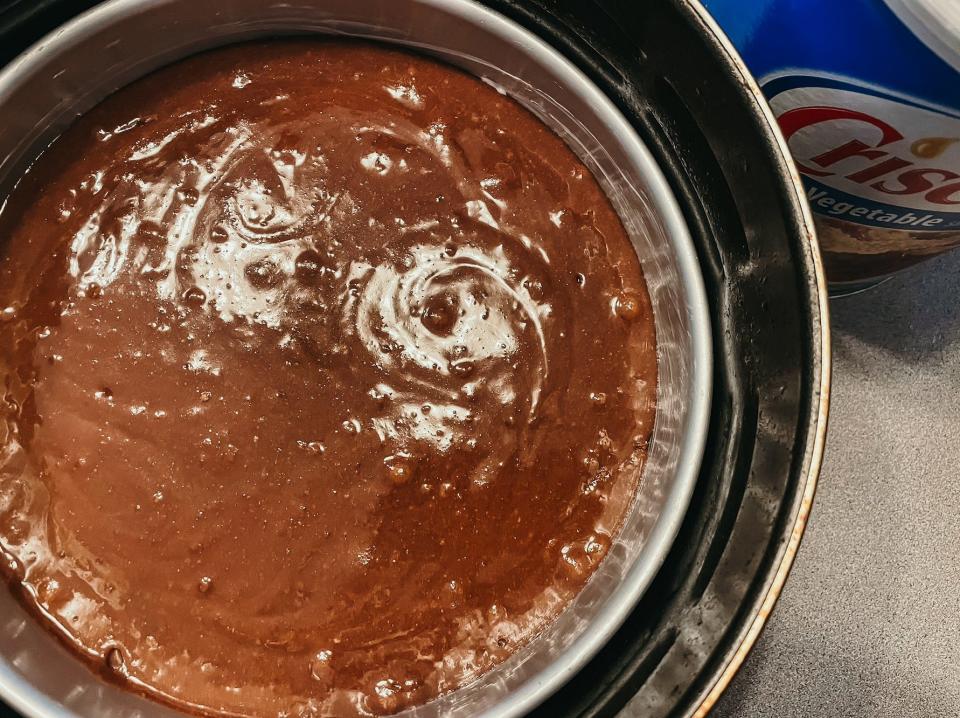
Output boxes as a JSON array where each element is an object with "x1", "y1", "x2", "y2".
[
  {"x1": 804, "y1": 179, "x2": 960, "y2": 231},
  {"x1": 703, "y1": 0, "x2": 960, "y2": 111},
  {"x1": 704, "y1": 1, "x2": 960, "y2": 234}
]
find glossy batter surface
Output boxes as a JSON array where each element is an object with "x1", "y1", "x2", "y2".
[{"x1": 0, "y1": 42, "x2": 657, "y2": 716}]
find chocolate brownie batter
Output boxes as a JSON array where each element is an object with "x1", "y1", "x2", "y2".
[{"x1": 0, "y1": 42, "x2": 657, "y2": 716}]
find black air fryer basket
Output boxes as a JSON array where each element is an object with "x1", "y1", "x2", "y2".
[{"x1": 0, "y1": 1, "x2": 829, "y2": 716}]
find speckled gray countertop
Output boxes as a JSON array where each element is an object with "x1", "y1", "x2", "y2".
[{"x1": 695, "y1": 250, "x2": 960, "y2": 717}]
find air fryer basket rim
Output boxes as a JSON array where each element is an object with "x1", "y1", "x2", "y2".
[{"x1": 682, "y1": 4, "x2": 829, "y2": 715}]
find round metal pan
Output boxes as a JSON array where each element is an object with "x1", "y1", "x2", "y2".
[{"x1": 0, "y1": 0, "x2": 711, "y2": 716}]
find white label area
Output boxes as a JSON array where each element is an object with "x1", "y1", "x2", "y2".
[{"x1": 767, "y1": 81, "x2": 960, "y2": 231}]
